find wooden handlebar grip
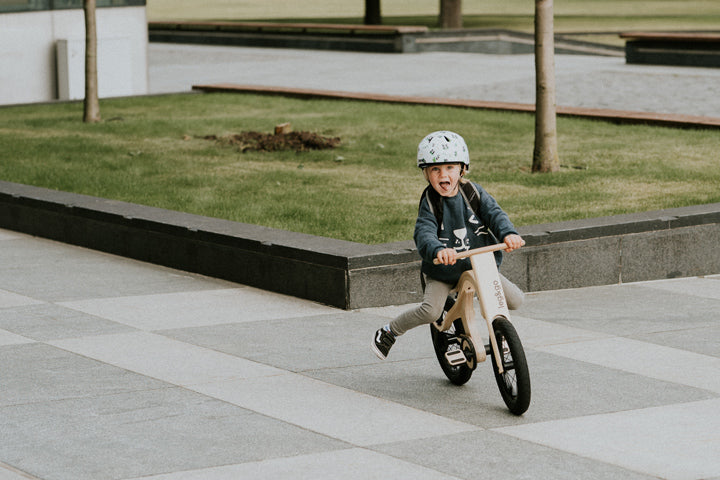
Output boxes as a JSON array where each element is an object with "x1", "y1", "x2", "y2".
[{"x1": 432, "y1": 243, "x2": 508, "y2": 265}]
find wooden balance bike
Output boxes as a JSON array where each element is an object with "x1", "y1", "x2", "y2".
[{"x1": 430, "y1": 243, "x2": 531, "y2": 415}]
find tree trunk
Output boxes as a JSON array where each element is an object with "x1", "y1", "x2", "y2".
[
  {"x1": 83, "y1": 0, "x2": 101, "y2": 123},
  {"x1": 364, "y1": 0, "x2": 382, "y2": 25},
  {"x1": 439, "y1": 0, "x2": 463, "y2": 29},
  {"x1": 532, "y1": 0, "x2": 559, "y2": 173}
]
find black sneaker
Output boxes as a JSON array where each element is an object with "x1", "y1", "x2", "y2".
[{"x1": 372, "y1": 327, "x2": 395, "y2": 360}]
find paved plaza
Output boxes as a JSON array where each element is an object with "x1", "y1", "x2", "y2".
[
  {"x1": 148, "y1": 43, "x2": 720, "y2": 118},
  {"x1": 2, "y1": 43, "x2": 720, "y2": 480},
  {"x1": 2, "y1": 228, "x2": 719, "y2": 480}
]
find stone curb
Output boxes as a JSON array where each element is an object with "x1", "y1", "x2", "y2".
[{"x1": 1, "y1": 180, "x2": 718, "y2": 309}]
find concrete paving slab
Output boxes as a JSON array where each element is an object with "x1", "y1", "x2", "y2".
[
  {"x1": 495, "y1": 398, "x2": 720, "y2": 480},
  {"x1": 191, "y1": 373, "x2": 479, "y2": 447},
  {"x1": 537, "y1": 336, "x2": 720, "y2": 393},
  {"x1": 307, "y1": 350, "x2": 716, "y2": 428},
  {"x1": 49, "y1": 331, "x2": 283, "y2": 386},
  {"x1": 58, "y1": 287, "x2": 336, "y2": 330},
  {"x1": 518, "y1": 282, "x2": 720, "y2": 336},
  {"x1": 159, "y1": 311, "x2": 434, "y2": 372},
  {"x1": 0, "y1": 304, "x2": 133, "y2": 341},
  {"x1": 0, "y1": 289, "x2": 43, "y2": 308},
  {"x1": 374, "y1": 430, "x2": 657, "y2": 480},
  {"x1": 632, "y1": 324, "x2": 720, "y2": 357},
  {"x1": 0, "y1": 329, "x2": 32, "y2": 346},
  {"x1": 1, "y1": 388, "x2": 344, "y2": 480},
  {"x1": 0, "y1": 463, "x2": 38, "y2": 480},
  {"x1": 124, "y1": 448, "x2": 462, "y2": 480},
  {"x1": 0, "y1": 343, "x2": 167, "y2": 407},
  {"x1": 636, "y1": 276, "x2": 720, "y2": 300},
  {"x1": 0, "y1": 230, "x2": 22, "y2": 241},
  {"x1": 0, "y1": 237, "x2": 236, "y2": 303},
  {"x1": 508, "y1": 313, "x2": 613, "y2": 348}
]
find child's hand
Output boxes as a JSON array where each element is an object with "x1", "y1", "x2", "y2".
[
  {"x1": 503, "y1": 234, "x2": 525, "y2": 252},
  {"x1": 436, "y1": 248, "x2": 458, "y2": 265}
]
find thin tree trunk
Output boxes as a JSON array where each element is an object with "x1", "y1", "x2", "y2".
[
  {"x1": 439, "y1": 0, "x2": 463, "y2": 29},
  {"x1": 364, "y1": 0, "x2": 382, "y2": 25},
  {"x1": 532, "y1": 0, "x2": 559, "y2": 173},
  {"x1": 83, "y1": 0, "x2": 101, "y2": 123}
]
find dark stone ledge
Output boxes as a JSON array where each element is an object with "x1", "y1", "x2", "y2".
[{"x1": 1, "y1": 180, "x2": 718, "y2": 309}]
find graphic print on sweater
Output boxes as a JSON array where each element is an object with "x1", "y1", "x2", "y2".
[{"x1": 453, "y1": 227, "x2": 470, "y2": 252}]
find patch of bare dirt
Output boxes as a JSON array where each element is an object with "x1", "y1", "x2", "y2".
[{"x1": 204, "y1": 131, "x2": 341, "y2": 153}]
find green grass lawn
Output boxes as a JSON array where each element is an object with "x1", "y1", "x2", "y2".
[
  {"x1": 146, "y1": 0, "x2": 720, "y2": 47},
  {"x1": 147, "y1": 0, "x2": 720, "y2": 22},
  {"x1": 2, "y1": 94, "x2": 718, "y2": 244}
]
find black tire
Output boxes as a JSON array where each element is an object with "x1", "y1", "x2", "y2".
[
  {"x1": 430, "y1": 297, "x2": 474, "y2": 386},
  {"x1": 490, "y1": 317, "x2": 531, "y2": 415}
]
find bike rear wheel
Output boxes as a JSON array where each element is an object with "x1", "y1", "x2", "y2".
[
  {"x1": 490, "y1": 317, "x2": 531, "y2": 415},
  {"x1": 430, "y1": 298, "x2": 474, "y2": 386}
]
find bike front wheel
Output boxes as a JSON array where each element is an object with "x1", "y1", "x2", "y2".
[{"x1": 490, "y1": 317, "x2": 531, "y2": 415}]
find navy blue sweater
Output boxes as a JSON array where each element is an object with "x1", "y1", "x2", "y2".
[{"x1": 414, "y1": 181, "x2": 518, "y2": 284}]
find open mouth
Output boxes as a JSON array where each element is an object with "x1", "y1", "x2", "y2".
[{"x1": 439, "y1": 181, "x2": 453, "y2": 192}]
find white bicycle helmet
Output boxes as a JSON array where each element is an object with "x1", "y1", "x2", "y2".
[{"x1": 417, "y1": 130, "x2": 470, "y2": 169}]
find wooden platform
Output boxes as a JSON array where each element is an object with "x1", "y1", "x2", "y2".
[
  {"x1": 192, "y1": 83, "x2": 720, "y2": 130},
  {"x1": 621, "y1": 32, "x2": 720, "y2": 68}
]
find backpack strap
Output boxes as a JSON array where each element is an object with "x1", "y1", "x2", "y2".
[
  {"x1": 420, "y1": 185, "x2": 444, "y2": 226},
  {"x1": 420, "y1": 181, "x2": 483, "y2": 232},
  {"x1": 458, "y1": 181, "x2": 500, "y2": 244},
  {"x1": 458, "y1": 181, "x2": 480, "y2": 218}
]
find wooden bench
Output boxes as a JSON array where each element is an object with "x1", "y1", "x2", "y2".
[
  {"x1": 148, "y1": 21, "x2": 429, "y2": 53},
  {"x1": 620, "y1": 32, "x2": 720, "y2": 68},
  {"x1": 149, "y1": 21, "x2": 428, "y2": 35}
]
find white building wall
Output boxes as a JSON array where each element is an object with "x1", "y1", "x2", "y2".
[{"x1": 0, "y1": 6, "x2": 147, "y2": 105}]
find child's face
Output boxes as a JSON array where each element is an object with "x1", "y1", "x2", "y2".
[{"x1": 424, "y1": 163, "x2": 464, "y2": 197}]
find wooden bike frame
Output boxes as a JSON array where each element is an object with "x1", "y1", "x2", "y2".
[{"x1": 432, "y1": 243, "x2": 511, "y2": 373}]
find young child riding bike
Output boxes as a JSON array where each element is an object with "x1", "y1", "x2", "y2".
[{"x1": 372, "y1": 130, "x2": 525, "y2": 360}]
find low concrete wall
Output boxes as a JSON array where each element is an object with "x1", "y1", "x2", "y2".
[
  {"x1": 149, "y1": 24, "x2": 622, "y2": 57},
  {"x1": 1, "y1": 180, "x2": 718, "y2": 309},
  {"x1": 501, "y1": 206, "x2": 720, "y2": 292}
]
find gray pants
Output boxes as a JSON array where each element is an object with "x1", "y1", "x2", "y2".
[{"x1": 389, "y1": 273, "x2": 525, "y2": 336}]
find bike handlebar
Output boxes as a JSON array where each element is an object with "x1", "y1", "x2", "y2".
[{"x1": 432, "y1": 243, "x2": 508, "y2": 265}]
